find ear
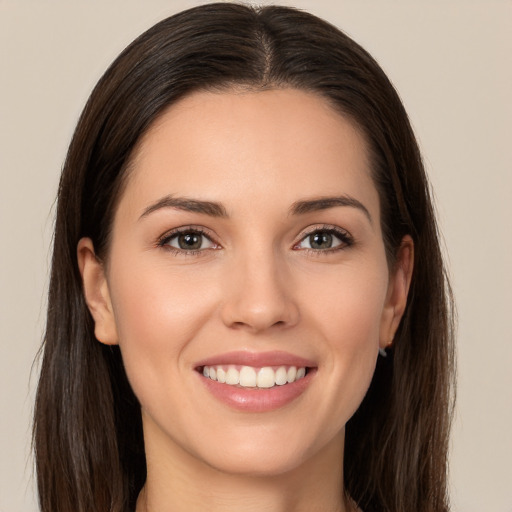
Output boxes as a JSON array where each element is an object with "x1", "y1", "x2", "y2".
[
  {"x1": 77, "y1": 238, "x2": 118, "y2": 345},
  {"x1": 379, "y1": 235, "x2": 414, "y2": 349}
]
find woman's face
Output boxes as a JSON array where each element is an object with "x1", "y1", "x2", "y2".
[{"x1": 80, "y1": 88, "x2": 411, "y2": 477}]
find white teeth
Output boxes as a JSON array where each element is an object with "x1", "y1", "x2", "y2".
[
  {"x1": 203, "y1": 365, "x2": 307, "y2": 388},
  {"x1": 225, "y1": 367, "x2": 239, "y2": 385},
  {"x1": 287, "y1": 366, "x2": 297, "y2": 383},
  {"x1": 257, "y1": 367, "x2": 275, "y2": 388},
  {"x1": 216, "y1": 367, "x2": 226, "y2": 383},
  {"x1": 239, "y1": 366, "x2": 257, "y2": 387},
  {"x1": 275, "y1": 366, "x2": 288, "y2": 386}
]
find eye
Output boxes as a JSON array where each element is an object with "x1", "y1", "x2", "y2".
[
  {"x1": 295, "y1": 227, "x2": 352, "y2": 252},
  {"x1": 159, "y1": 228, "x2": 218, "y2": 253}
]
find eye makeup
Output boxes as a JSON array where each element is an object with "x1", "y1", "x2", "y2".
[
  {"x1": 155, "y1": 222, "x2": 354, "y2": 258},
  {"x1": 156, "y1": 225, "x2": 220, "y2": 256}
]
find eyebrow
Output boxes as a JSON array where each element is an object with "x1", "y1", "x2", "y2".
[
  {"x1": 139, "y1": 194, "x2": 372, "y2": 223},
  {"x1": 139, "y1": 195, "x2": 229, "y2": 220},
  {"x1": 289, "y1": 195, "x2": 372, "y2": 223}
]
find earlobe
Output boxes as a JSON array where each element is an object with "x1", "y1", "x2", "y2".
[
  {"x1": 77, "y1": 238, "x2": 119, "y2": 345},
  {"x1": 379, "y1": 235, "x2": 414, "y2": 349}
]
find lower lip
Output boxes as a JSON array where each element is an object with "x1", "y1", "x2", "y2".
[{"x1": 199, "y1": 370, "x2": 315, "y2": 413}]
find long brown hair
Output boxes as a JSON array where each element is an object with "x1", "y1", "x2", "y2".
[{"x1": 34, "y1": 3, "x2": 455, "y2": 512}]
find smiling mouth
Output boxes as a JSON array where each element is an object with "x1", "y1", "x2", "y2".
[{"x1": 199, "y1": 365, "x2": 311, "y2": 389}]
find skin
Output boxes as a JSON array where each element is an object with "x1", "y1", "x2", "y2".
[{"x1": 78, "y1": 89, "x2": 413, "y2": 512}]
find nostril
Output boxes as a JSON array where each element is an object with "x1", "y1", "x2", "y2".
[{"x1": 219, "y1": 275, "x2": 300, "y2": 332}]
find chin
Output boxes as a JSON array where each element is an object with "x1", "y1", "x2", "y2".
[
  {"x1": 191, "y1": 424, "x2": 342, "y2": 479},
  {"x1": 204, "y1": 447, "x2": 310, "y2": 478}
]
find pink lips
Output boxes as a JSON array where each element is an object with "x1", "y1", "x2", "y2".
[
  {"x1": 195, "y1": 351, "x2": 317, "y2": 413},
  {"x1": 195, "y1": 350, "x2": 316, "y2": 369}
]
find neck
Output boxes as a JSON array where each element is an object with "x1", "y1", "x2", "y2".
[{"x1": 136, "y1": 419, "x2": 352, "y2": 512}]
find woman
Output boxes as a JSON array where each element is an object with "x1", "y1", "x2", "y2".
[{"x1": 33, "y1": 3, "x2": 455, "y2": 512}]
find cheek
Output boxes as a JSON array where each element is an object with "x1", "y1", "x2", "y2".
[
  {"x1": 107, "y1": 255, "x2": 221, "y2": 391},
  {"x1": 309, "y1": 259, "x2": 389, "y2": 344},
  {"x1": 305, "y1": 260, "x2": 388, "y2": 413}
]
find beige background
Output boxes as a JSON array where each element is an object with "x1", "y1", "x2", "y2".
[{"x1": 1, "y1": 1, "x2": 511, "y2": 511}]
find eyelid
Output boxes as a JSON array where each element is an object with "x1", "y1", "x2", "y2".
[
  {"x1": 293, "y1": 224, "x2": 354, "y2": 251},
  {"x1": 155, "y1": 223, "x2": 353, "y2": 255},
  {"x1": 157, "y1": 225, "x2": 221, "y2": 252}
]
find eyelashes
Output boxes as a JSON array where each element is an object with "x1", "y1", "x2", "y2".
[
  {"x1": 157, "y1": 226, "x2": 219, "y2": 255},
  {"x1": 293, "y1": 226, "x2": 353, "y2": 253},
  {"x1": 157, "y1": 224, "x2": 354, "y2": 256}
]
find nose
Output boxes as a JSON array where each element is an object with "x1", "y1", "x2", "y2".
[{"x1": 220, "y1": 251, "x2": 300, "y2": 333}]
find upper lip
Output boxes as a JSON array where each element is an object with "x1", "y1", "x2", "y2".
[{"x1": 195, "y1": 350, "x2": 316, "y2": 369}]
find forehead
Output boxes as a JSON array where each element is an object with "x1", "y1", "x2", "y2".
[{"x1": 121, "y1": 88, "x2": 378, "y2": 220}]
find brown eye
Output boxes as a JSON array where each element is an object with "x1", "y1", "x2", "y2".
[
  {"x1": 164, "y1": 230, "x2": 216, "y2": 252},
  {"x1": 177, "y1": 232, "x2": 202, "y2": 250}
]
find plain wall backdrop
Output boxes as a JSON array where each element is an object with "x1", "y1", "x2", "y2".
[{"x1": 1, "y1": 1, "x2": 510, "y2": 511}]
